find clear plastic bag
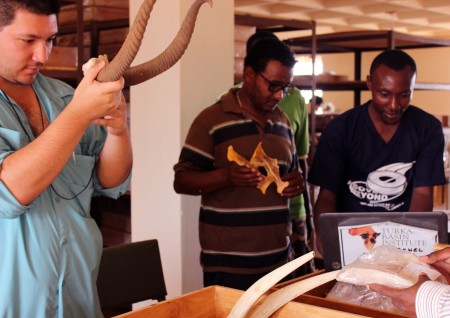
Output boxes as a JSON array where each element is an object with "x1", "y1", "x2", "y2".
[
  {"x1": 326, "y1": 281, "x2": 402, "y2": 313},
  {"x1": 326, "y1": 245, "x2": 448, "y2": 313},
  {"x1": 337, "y1": 245, "x2": 446, "y2": 287}
]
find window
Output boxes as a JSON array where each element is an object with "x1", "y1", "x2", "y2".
[
  {"x1": 294, "y1": 55, "x2": 323, "y2": 76},
  {"x1": 294, "y1": 55, "x2": 323, "y2": 104}
]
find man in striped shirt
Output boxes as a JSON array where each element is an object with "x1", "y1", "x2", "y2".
[
  {"x1": 173, "y1": 38, "x2": 304, "y2": 290},
  {"x1": 369, "y1": 247, "x2": 450, "y2": 317}
]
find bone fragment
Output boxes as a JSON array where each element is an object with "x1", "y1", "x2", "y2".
[{"x1": 82, "y1": 55, "x2": 109, "y2": 75}]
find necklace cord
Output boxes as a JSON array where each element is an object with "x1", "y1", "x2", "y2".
[
  {"x1": 50, "y1": 155, "x2": 97, "y2": 200},
  {"x1": 2, "y1": 93, "x2": 34, "y2": 141},
  {"x1": 236, "y1": 90, "x2": 244, "y2": 110}
]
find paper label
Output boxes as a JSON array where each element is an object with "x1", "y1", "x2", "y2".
[{"x1": 338, "y1": 221, "x2": 438, "y2": 266}]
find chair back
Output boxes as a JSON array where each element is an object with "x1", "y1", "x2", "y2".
[{"x1": 97, "y1": 239, "x2": 167, "y2": 311}]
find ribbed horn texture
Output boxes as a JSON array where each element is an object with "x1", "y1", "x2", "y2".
[
  {"x1": 96, "y1": 0, "x2": 157, "y2": 82},
  {"x1": 122, "y1": 0, "x2": 213, "y2": 87}
]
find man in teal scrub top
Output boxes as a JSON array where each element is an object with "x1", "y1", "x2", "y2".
[{"x1": 0, "y1": 1, "x2": 132, "y2": 317}]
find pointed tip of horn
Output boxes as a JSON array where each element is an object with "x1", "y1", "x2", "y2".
[{"x1": 197, "y1": 0, "x2": 213, "y2": 7}]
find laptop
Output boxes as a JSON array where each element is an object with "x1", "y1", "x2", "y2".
[{"x1": 319, "y1": 212, "x2": 448, "y2": 271}]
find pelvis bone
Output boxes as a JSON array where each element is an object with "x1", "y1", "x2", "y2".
[
  {"x1": 82, "y1": 0, "x2": 213, "y2": 86},
  {"x1": 227, "y1": 142, "x2": 289, "y2": 194}
]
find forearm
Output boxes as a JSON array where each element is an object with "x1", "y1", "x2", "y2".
[
  {"x1": 409, "y1": 186, "x2": 433, "y2": 211},
  {"x1": 313, "y1": 188, "x2": 336, "y2": 256},
  {"x1": 174, "y1": 168, "x2": 230, "y2": 195},
  {"x1": 0, "y1": 107, "x2": 91, "y2": 205},
  {"x1": 96, "y1": 128, "x2": 132, "y2": 189},
  {"x1": 313, "y1": 188, "x2": 337, "y2": 222}
]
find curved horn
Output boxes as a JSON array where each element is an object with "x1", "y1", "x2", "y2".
[
  {"x1": 122, "y1": 0, "x2": 213, "y2": 87},
  {"x1": 96, "y1": 0, "x2": 157, "y2": 82}
]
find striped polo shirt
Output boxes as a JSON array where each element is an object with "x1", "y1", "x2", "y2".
[{"x1": 174, "y1": 88, "x2": 298, "y2": 275}]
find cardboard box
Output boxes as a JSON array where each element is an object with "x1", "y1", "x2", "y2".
[
  {"x1": 293, "y1": 74, "x2": 349, "y2": 86},
  {"x1": 317, "y1": 73, "x2": 349, "y2": 82},
  {"x1": 235, "y1": 24, "x2": 256, "y2": 42},
  {"x1": 78, "y1": 0, "x2": 128, "y2": 8},
  {"x1": 96, "y1": 43, "x2": 123, "y2": 60},
  {"x1": 42, "y1": 44, "x2": 124, "y2": 74},
  {"x1": 273, "y1": 271, "x2": 408, "y2": 318},
  {"x1": 115, "y1": 285, "x2": 368, "y2": 318},
  {"x1": 56, "y1": 27, "x2": 129, "y2": 46},
  {"x1": 235, "y1": 41, "x2": 246, "y2": 59},
  {"x1": 234, "y1": 58, "x2": 244, "y2": 75},
  {"x1": 59, "y1": 4, "x2": 128, "y2": 25},
  {"x1": 43, "y1": 46, "x2": 78, "y2": 70},
  {"x1": 50, "y1": 43, "x2": 123, "y2": 64}
]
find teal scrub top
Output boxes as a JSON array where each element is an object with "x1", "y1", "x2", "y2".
[{"x1": 0, "y1": 73, "x2": 131, "y2": 318}]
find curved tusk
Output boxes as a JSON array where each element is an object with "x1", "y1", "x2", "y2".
[
  {"x1": 96, "y1": 0, "x2": 157, "y2": 82},
  {"x1": 227, "y1": 251, "x2": 314, "y2": 318},
  {"x1": 247, "y1": 270, "x2": 340, "y2": 318},
  {"x1": 122, "y1": 0, "x2": 213, "y2": 86}
]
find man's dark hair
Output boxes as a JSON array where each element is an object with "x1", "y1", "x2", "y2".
[
  {"x1": 0, "y1": 0, "x2": 60, "y2": 28},
  {"x1": 244, "y1": 37, "x2": 297, "y2": 73},
  {"x1": 313, "y1": 95, "x2": 323, "y2": 106},
  {"x1": 370, "y1": 49, "x2": 417, "y2": 76},
  {"x1": 246, "y1": 30, "x2": 278, "y2": 55}
]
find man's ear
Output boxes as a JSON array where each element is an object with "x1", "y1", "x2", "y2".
[
  {"x1": 366, "y1": 75, "x2": 372, "y2": 90},
  {"x1": 243, "y1": 66, "x2": 256, "y2": 83}
]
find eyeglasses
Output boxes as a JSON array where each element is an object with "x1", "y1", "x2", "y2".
[{"x1": 257, "y1": 72, "x2": 294, "y2": 94}]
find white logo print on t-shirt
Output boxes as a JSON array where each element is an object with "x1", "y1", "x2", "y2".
[{"x1": 348, "y1": 162, "x2": 415, "y2": 211}]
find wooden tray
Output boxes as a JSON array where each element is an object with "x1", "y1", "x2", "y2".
[
  {"x1": 59, "y1": 5, "x2": 128, "y2": 25},
  {"x1": 116, "y1": 285, "x2": 367, "y2": 318}
]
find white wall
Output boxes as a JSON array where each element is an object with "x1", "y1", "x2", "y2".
[{"x1": 130, "y1": 0, "x2": 234, "y2": 299}]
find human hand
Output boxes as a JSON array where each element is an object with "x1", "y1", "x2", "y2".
[
  {"x1": 313, "y1": 231, "x2": 324, "y2": 260},
  {"x1": 227, "y1": 163, "x2": 262, "y2": 188},
  {"x1": 368, "y1": 274, "x2": 430, "y2": 316},
  {"x1": 420, "y1": 247, "x2": 450, "y2": 275},
  {"x1": 71, "y1": 60, "x2": 124, "y2": 122},
  {"x1": 419, "y1": 247, "x2": 450, "y2": 284},
  {"x1": 92, "y1": 94, "x2": 128, "y2": 135},
  {"x1": 280, "y1": 169, "x2": 304, "y2": 198}
]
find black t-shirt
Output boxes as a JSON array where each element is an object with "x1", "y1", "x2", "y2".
[{"x1": 309, "y1": 102, "x2": 446, "y2": 212}]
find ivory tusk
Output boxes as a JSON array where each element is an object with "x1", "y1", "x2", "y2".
[
  {"x1": 247, "y1": 270, "x2": 340, "y2": 318},
  {"x1": 227, "y1": 251, "x2": 314, "y2": 318}
]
